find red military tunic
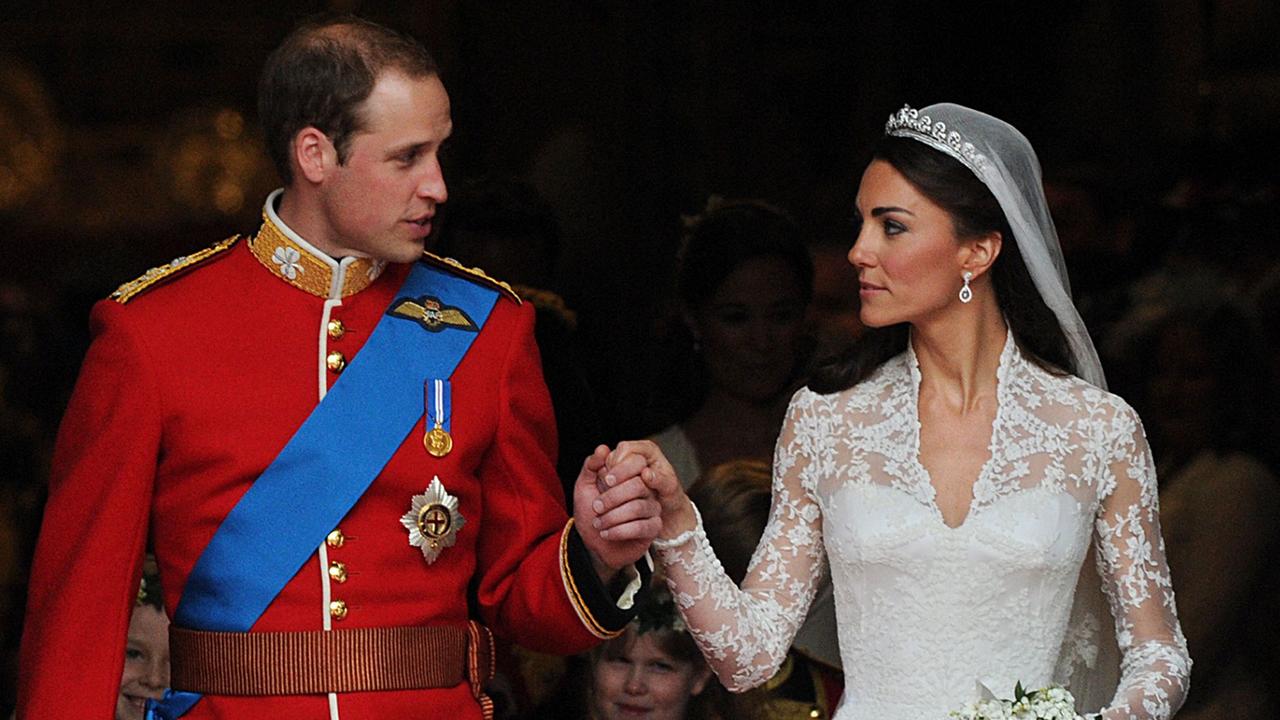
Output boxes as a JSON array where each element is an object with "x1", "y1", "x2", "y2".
[{"x1": 19, "y1": 195, "x2": 627, "y2": 719}]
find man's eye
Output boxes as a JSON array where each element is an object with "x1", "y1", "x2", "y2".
[{"x1": 125, "y1": 648, "x2": 144, "y2": 661}]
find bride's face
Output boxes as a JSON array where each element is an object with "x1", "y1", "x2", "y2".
[{"x1": 848, "y1": 160, "x2": 969, "y2": 328}]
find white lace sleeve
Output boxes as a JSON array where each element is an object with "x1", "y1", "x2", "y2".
[
  {"x1": 1093, "y1": 402, "x2": 1191, "y2": 720},
  {"x1": 653, "y1": 390, "x2": 827, "y2": 692}
]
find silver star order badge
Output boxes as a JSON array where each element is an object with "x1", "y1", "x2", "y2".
[{"x1": 400, "y1": 476, "x2": 465, "y2": 564}]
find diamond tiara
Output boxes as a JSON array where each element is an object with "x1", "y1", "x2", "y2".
[{"x1": 885, "y1": 105, "x2": 989, "y2": 174}]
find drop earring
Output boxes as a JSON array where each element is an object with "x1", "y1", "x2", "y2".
[{"x1": 959, "y1": 271, "x2": 973, "y2": 303}]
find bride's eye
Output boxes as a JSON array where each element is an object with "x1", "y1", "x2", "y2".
[{"x1": 884, "y1": 219, "x2": 907, "y2": 235}]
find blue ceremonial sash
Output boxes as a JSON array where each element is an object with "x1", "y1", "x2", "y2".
[{"x1": 148, "y1": 261, "x2": 498, "y2": 719}]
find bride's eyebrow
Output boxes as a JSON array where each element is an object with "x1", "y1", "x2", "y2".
[{"x1": 871, "y1": 206, "x2": 914, "y2": 217}]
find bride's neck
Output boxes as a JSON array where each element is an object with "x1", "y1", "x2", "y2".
[{"x1": 910, "y1": 300, "x2": 1007, "y2": 412}]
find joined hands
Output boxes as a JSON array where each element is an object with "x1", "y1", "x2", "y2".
[{"x1": 571, "y1": 441, "x2": 696, "y2": 584}]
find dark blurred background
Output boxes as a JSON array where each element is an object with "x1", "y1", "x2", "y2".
[
  {"x1": 3, "y1": 0, "x2": 1277, "y2": 428},
  {"x1": 2, "y1": 1, "x2": 1279, "y2": 717}
]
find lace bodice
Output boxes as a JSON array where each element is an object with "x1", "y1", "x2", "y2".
[{"x1": 655, "y1": 338, "x2": 1190, "y2": 720}]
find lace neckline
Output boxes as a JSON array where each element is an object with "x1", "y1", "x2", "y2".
[{"x1": 903, "y1": 328, "x2": 1018, "y2": 529}]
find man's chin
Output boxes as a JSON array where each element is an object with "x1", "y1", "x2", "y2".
[
  {"x1": 399, "y1": 247, "x2": 428, "y2": 264},
  {"x1": 377, "y1": 242, "x2": 427, "y2": 265}
]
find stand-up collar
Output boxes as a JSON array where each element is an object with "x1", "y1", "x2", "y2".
[{"x1": 248, "y1": 189, "x2": 387, "y2": 299}]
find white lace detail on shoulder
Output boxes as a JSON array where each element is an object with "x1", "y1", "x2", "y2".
[{"x1": 654, "y1": 338, "x2": 1189, "y2": 720}]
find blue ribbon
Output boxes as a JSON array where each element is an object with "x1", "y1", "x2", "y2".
[
  {"x1": 147, "y1": 262, "x2": 497, "y2": 719},
  {"x1": 426, "y1": 378, "x2": 452, "y2": 434}
]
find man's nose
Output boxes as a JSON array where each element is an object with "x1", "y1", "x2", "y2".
[{"x1": 417, "y1": 159, "x2": 447, "y2": 204}]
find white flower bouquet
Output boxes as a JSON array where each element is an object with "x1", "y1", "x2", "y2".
[{"x1": 950, "y1": 682, "x2": 1085, "y2": 720}]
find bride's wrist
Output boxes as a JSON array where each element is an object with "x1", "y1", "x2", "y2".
[{"x1": 653, "y1": 499, "x2": 699, "y2": 549}]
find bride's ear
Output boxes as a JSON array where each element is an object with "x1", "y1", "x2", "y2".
[{"x1": 958, "y1": 230, "x2": 1002, "y2": 281}]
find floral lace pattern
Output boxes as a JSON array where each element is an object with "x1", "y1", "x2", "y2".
[{"x1": 655, "y1": 336, "x2": 1189, "y2": 720}]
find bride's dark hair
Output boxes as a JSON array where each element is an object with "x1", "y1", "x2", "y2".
[{"x1": 808, "y1": 136, "x2": 1074, "y2": 394}]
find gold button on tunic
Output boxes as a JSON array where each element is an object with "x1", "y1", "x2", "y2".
[{"x1": 329, "y1": 600, "x2": 348, "y2": 620}]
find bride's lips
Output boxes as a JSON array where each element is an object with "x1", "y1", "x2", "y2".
[{"x1": 859, "y1": 280, "x2": 887, "y2": 297}]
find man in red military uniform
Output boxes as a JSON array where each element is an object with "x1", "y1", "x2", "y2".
[{"x1": 18, "y1": 16, "x2": 659, "y2": 720}]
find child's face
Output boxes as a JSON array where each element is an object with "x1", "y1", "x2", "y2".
[{"x1": 590, "y1": 631, "x2": 711, "y2": 720}]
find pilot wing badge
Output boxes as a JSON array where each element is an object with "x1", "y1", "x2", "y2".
[{"x1": 389, "y1": 295, "x2": 479, "y2": 333}]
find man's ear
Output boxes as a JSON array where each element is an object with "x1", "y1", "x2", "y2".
[
  {"x1": 959, "y1": 230, "x2": 1003, "y2": 281},
  {"x1": 292, "y1": 127, "x2": 334, "y2": 184}
]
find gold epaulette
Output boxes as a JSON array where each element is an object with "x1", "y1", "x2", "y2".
[
  {"x1": 111, "y1": 236, "x2": 240, "y2": 304},
  {"x1": 420, "y1": 251, "x2": 522, "y2": 305}
]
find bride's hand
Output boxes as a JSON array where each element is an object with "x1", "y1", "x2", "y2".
[{"x1": 605, "y1": 440, "x2": 697, "y2": 540}]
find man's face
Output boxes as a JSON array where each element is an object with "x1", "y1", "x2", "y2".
[{"x1": 314, "y1": 72, "x2": 452, "y2": 263}]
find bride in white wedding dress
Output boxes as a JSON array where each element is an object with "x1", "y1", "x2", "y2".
[{"x1": 603, "y1": 104, "x2": 1190, "y2": 719}]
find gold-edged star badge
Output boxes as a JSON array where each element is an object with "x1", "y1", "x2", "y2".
[
  {"x1": 400, "y1": 476, "x2": 465, "y2": 564},
  {"x1": 388, "y1": 295, "x2": 478, "y2": 333}
]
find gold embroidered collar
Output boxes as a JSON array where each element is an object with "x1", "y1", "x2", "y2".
[{"x1": 248, "y1": 191, "x2": 386, "y2": 299}]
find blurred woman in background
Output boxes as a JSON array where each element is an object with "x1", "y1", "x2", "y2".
[{"x1": 649, "y1": 198, "x2": 814, "y2": 486}]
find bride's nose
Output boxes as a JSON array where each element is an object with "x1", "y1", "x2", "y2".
[{"x1": 848, "y1": 234, "x2": 874, "y2": 269}]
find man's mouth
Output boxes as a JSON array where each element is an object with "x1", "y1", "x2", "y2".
[{"x1": 407, "y1": 215, "x2": 434, "y2": 237}]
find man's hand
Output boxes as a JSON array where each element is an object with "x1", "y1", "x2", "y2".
[
  {"x1": 572, "y1": 445, "x2": 662, "y2": 584},
  {"x1": 605, "y1": 440, "x2": 696, "y2": 541}
]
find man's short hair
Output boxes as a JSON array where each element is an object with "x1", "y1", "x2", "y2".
[{"x1": 258, "y1": 15, "x2": 439, "y2": 184}]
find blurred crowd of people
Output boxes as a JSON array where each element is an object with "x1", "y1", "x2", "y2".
[{"x1": 2, "y1": 151, "x2": 1278, "y2": 718}]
